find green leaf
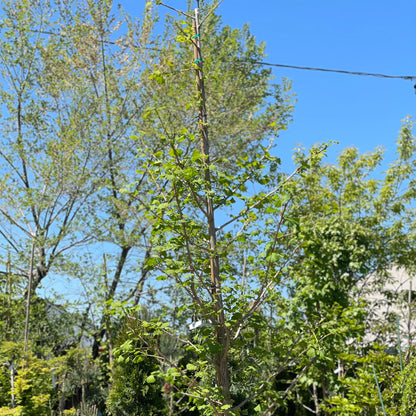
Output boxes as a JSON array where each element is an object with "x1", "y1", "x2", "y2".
[
  {"x1": 146, "y1": 375, "x2": 156, "y2": 384},
  {"x1": 186, "y1": 363, "x2": 198, "y2": 371},
  {"x1": 221, "y1": 404, "x2": 232, "y2": 410}
]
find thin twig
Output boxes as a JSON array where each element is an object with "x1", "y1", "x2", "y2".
[
  {"x1": 200, "y1": 0, "x2": 225, "y2": 26},
  {"x1": 159, "y1": 2, "x2": 194, "y2": 19}
]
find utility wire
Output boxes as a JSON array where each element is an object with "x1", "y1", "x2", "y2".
[
  {"x1": 246, "y1": 61, "x2": 416, "y2": 81},
  {"x1": 27, "y1": 28, "x2": 416, "y2": 82}
]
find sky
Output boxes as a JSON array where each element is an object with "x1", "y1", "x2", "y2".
[{"x1": 126, "y1": 0, "x2": 416, "y2": 171}]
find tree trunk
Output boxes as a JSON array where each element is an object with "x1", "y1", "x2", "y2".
[{"x1": 192, "y1": 5, "x2": 231, "y2": 410}]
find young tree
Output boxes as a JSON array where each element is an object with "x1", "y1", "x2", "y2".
[
  {"x1": 106, "y1": 313, "x2": 168, "y2": 415},
  {"x1": 116, "y1": 2, "x2": 328, "y2": 415}
]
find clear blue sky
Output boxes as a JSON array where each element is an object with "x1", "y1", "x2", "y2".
[
  {"x1": 214, "y1": 0, "x2": 416, "y2": 170},
  {"x1": 125, "y1": 0, "x2": 416, "y2": 170}
]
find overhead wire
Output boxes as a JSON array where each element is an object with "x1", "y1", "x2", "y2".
[
  {"x1": 26, "y1": 28, "x2": 416, "y2": 84},
  {"x1": 244, "y1": 61, "x2": 416, "y2": 81},
  {"x1": 157, "y1": 1, "x2": 416, "y2": 83}
]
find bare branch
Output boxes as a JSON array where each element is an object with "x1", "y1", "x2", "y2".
[
  {"x1": 158, "y1": 2, "x2": 194, "y2": 19},
  {"x1": 200, "y1": 0, "x2": 225, "y2": 26}
]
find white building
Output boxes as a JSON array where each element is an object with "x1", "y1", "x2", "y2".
[{"x1": 358, "y1": 266, "x2": 415, "y2": 351}]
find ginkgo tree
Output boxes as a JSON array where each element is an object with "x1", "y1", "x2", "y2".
[
  {"x1": 121, "y1": 10, "x2": 416, "y2": 409},
  {"x1": 117, "y1": 1, "x2": 330, "y2": 415}
]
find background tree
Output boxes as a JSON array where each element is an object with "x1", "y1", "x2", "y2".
[{"x1": 284, "y1": 118, "x2": 416, "y2": 415}]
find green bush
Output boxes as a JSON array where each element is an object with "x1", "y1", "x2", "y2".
[
  {"x1": 0, "y1": 406, "x2": 23, "y2": 415},
  {"x1": 62, "y1": 410, "x2": 77, "y2": 416},
  {"x1": 390, "y1": 356, "x2": 416, "y2": 416}
]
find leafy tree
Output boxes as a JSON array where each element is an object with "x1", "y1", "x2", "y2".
[
  {"x1": 118, "y1": 2, "x2": 328, "y2": 415},
  {"x1": 284, "y1": 118, "x2": 416, "y2": 414},
  {"x1": 0, "y1": 265, "x2": 25, "y2": 343},
  {"x1": 388, "y1": 353, "x2": 416, "y2": 416},
  {"x1": 0, "y1": 0, "x2": 101, "y2": 295},
  {"x1": 0, "y1": 0, "x2": 160, "y2": 362},
  {"x1": 1, "y1": 0, "x2": 416, "y2": 415},
  {"x1": 57, "y1": 347, "x2": 107, "y2": 414}
]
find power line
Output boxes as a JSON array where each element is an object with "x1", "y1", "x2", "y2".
[
  {"x1": 246, "y1": 61, "x2": 416, "y2": 81},
  {"x1": 26, "y1": 28, "x2": 416, "y2": 83}
]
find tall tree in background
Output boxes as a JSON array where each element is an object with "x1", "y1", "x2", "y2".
[
  {"x1": 0, "y1": 0, "x2": 95, "y2": 295},
  {"x1": 283, "y1": 118, "x2": 416, "y2": 415},
  {"x1": 0, "y1": 0, "x2": 161, "y2": 351}
]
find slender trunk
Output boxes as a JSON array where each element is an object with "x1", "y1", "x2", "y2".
[
  {"x1": 406, "y1": 279, "x2": 412, "y2": 363},
  {"x1": 313, "y1": 383, "x2": 320, "y2": 415},
  {"x1": 77, "y1": 304, "x2": 91, "y2": 345},
  {"x1": 24, "y1": 240, "x2": 36, "y2": 353},
  {"x1": 321, "y1": 376, "x2": 327, "y2": 415},
  {"x1": 103, "y1": 254, "x2": 114, "y2": 378},
  {"x1": 192, "y1": 5, "x2": 231, "y2": 410},
  {"x1": 10, "y1": 362, "x2": 15, "y2": 408},
  {"x1": 6, "y1": 253, "x2": 11, "y2": 341},
  {"x1": 133, "y1": 245, "x2": 152, "y2": 307}
]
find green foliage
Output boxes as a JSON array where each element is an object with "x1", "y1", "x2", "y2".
[
  {"x1": 59, "y1": 348, "x2": 107, "y2": 412},
  {"x1": 323, "y1": 348, "x2": 399, "y2": 415},
  {"x1": 387, "y1": 354, "x2": 416, "y2": 416},
  {"x1": 107, "y1": 316, "x2": 168, "y2": 415},
  {"x1": 77, "y1": 402, "x2": 100, "y2": 416},
  {"x1": 0, "y1": 270, "x2": 25, "y2": 344},
  {"x1": 128, "y1": 19, "x2": 323, "y2": 407},
  {"x1": 62, "y1": 409, "x2": 77, "y2": 416},
  {"x1": 286, "y1": 118, "x2": 416, "y2": 413},
  {"x1": 0, "y1": 0, "x2": 415, "y2": 415},
  {"x1": 0, "y1": 407, "x2": 23, "y2": 415},
  {"x1": 0, "y1": 342, "x2": 56, "y2": 415},
  {"x1": 138, "y1": 11, "x2": 294, "y2": 171}
]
